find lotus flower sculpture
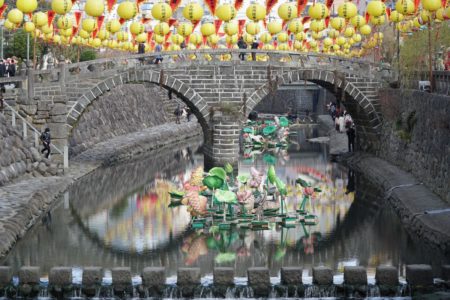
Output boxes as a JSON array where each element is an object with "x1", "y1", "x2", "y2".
[{"x1": 296, "y1": 178, "x2": 322, "y2": 215}]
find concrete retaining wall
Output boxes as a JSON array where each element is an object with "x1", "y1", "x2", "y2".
[
  {"x1": 0, "y1": 264, "x2": 448, "y2": 298},
  {"x1": 378, "y1": 89, "x2": 450, "y2": 203}
]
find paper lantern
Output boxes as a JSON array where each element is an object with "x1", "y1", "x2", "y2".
[
  {"x1": 207, "y1": 34, "x2": 219, "y2": 45},
  {"x1": 263, "y1": 44, "x2": 274, "y2": 50},
  {"x1": 293, "y1": 40, "x2": 302, "y2": 50},
  {"x1": 395, "y1": 0, "x2": 415, "y2": 14},
  {"x1": 130, "y1": 22, "x2": 144, "y2": 35},
  {"x1": 350, "y1": 15, "x2": 366, "y2": 28},
  {"x1": 309, "y1": 3, "x2": 328, "y2": 19},
  {"x1": 53, "y1": 35, "x2": 61, "y2": 44},
  {"x1": 85, "y1": 0, "x2": 104, "y2": 17},
  {"x1": 135, "y1": 32, "x2": 146, "y2": 43},
  {"x1": 52, "y1": 0, "x2": 72, "y2": 15},
  {"x1": 225, "y1": 34, "x2": 238, "y2": 44},
  {"x1": 422, "y1": 0, "x2": 441, "y2": 11},
  {"x1": 106, "y1": 19, "x2": 121, "y2": 33},
  {"x1": 16, "y1": 0, "x2": 38, "y2": 14},
  {"x1": 344, "y1": 27, "x2": 355, "y2": 37},
  {"x1": 246, "y1": 21, "x2": 260, "y2": 35},
  {"x1": 331, "y1": 17, "x2": 345, "y2": 30},
  {"x1": 328, "y1": 29, "x2": 339, "y2": 38},
  {"x1": 260, "y1": 32, "x2": 272, "y2": 43},
  {"x1": 288, "y1": 19, "x2": 303, "y2": 33},
  {"x1": 374, "y1": 32, "x2": 383, "y2": 40},
  {"x1": 216, "y1": 4, "x2": 236, "y2": 21},
  {"x1": 61, "y1": 28, "x2": 73, "y2": 37},
  {"x1": 170, "y1": 33, "x2": 182, "y2": 44},
  {"x1": 311, "y1": 31, "x2": 322, "y2": 39},
  {"x1": 153, "y1": 22, "x2": 169, "y2": 36},
  {"x1": 295, "y1": 32, "x2": 305, "y2": 40},
  {"x1": 0, "y1": 0, "x2": 4, "y2": 7},
  {"x1": 367, "y1": 1, "x2": 386, "y2": 17},
  {"x1": 310, "y1": 19, "x2": 325, "y2": 32},
  {"x1": 338, "y1": 2, "x2": 357, "y2": 19},
  {"x1": 32, "y1": 12, "x2": 47, "y2": 27},
  {"x1": 41, "y1": 23, "x2": 53, "y2": 34},
  {"x1": 189, "y1": 33, "x2": 202, "y2": 45},
  {"x1": 183, "y1": 2, "x2": 204, "y2": 21},
  {"x1": 435, "y1": 7, "x2": 445, "y2": 20},
  {"x1": 177, "y1": 22, "x2": 193, "y2": 37},
  {"x1": 309, "y1": 40, "x2": 318, "y2": 48},
  {"x1": 118, "y1": 1, "x2": 137, "y2": 21},
  {"x1": 224, "y1": 21, "x2": 238, "y2": 35},
  {"x1": 82, "y1": 18, "x2": 97, "y2": 33},
  {"x1": 57, "y1": 16, "x2": 72, "y2": 30},
  {"x1": 445, "y1": 6, "x2": 450, "y2": 18},
  {"x1": 152, "y1": 2, "x2": 172, "y2": 21},
  {"x1": 153, "y1": 34, "x2": 164, "y2": 44},
  {"x1": 390, "y1": 11, "x2": 404, "y2": 22},
  {"x1": 420, "y1": 10, "x2": 432, "y2": 22},
  {"x1": 360, "y1": 24, "x2": 372, "y2": 35},
  {"x1": 353, "y1": 33, "x2": 362, "y2": 42},
  {"x1": 246, "y1": 3, "x2": 266, "y2": 21},
  {"x1": 243, "y1": 33, "x2": 254, "y2": 44},
  {"x1": 336, "y1": 36, "x2": 346, "y2": 45},
  {"x1": 277, "y1": 31, "x2": 289, "y2": 42},
  {"x1": 117, "y1": 31, "x2": 129, "y2": 41},
  {"x1": 201, "y1": 23, "x2": 215, "y2": 36},
  {"x1": 24, "y1": 22, "x2": 35, "y2": 33},
  {"x1": 278, "y1": 43, "x2": 289, "y2": 50},
  {"x1": 267, "y1": 20, "x2": 282, "y2": 34},
  {"x1": 323, "y1": 37, "x2": 333, "y2": 47},
  {"x1": 278, "y1": 2, "x2": 298, "y2": 21},
  {"x1": 7, "y1": 9, "x2": 23, "y2": 24},
  {"x1": 91, "y1": 38, "x2": 101, "y2": 47},
  {"x1": 370, "y1": 15, "x2": 385, "y2": 25},
  {"x1": 79, "y1": 29, "x2": 90, "y2": 38}
]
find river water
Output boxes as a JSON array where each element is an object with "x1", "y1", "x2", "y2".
[{"x1": 2, "y1": 126, "x2": 448, "y2": 279}]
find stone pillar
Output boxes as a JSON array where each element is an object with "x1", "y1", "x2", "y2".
[
  {"x1": 48, "y1": 267, "x2": 73, "y2": 298},
  {"x1": 111, "y1": 267, "x2": 133, "y2": 296},
  {"x1": 177, "y1": 268, "x2": 200, "y2": 298},
  {"x1": 204, "y1": 112, "x2": 241, "y2": 170},
  {"x1": 81, "y1": 267, "x2": 103, "y2": 297},
  {"x1": 140, "y1": 267, "x2": 166, "y2": 297},
  {"x1": 247, "y1": 267, "x2": 270, "y2": 297},
  {"x1": 18, "y1": 266, "x2": 40, "y2": 298}
]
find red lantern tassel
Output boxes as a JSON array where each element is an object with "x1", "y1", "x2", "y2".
[
  {"x1": 141, "y1": 17, "x2": 152, "y2": 24},
  {"x1": 107, "y1": 0, "x2": 116, "y2": 12},
  {"x1": 168, "y1": 18, "x2": 177, "y2": 28},
  {"x1": 234, "y1": 0, "x2": 244, "y2": 11},
  {"x1": 297, "y1": 0, "x2": 307, "y2": 16},
  {"x1": 385, "y1": 8, "x2": 391, "y2": 18},
  {"x1": 92, "y1": 28, "x2": 98, "y2": 38},
  {"x1": 169, "y1": 0, "x2": 183, "y2": 11},
  {"x1": 71, "y1": 0, "x2": 77, "y2": 5},
  {"x1": 238, "y1": 19, "x2": 246, "y2": 37},
  {"x1": 136, "y1": 0, "x2": 145, "y2": 13},
  {"x1": 147, "y1": 31, "x2": 153, "y2": 44},
  {"x1": 414, "y1": 0, "x2": 420, "y2": 12},
  {"x1": 165, "y1": 31, "x2": 172, "y2": 42},
  {"x1": 365, "y1": 12, "x2": 370, "y2": 23},
  {"x1": 214, "y1": 19, "x2": 223, "y2": 34},
  {"x1": 119, "y1": 18, "x2": 126, "y2": 25},
  {"x1": 302, "y1": 16, "x2": 311, "y2": 24},
  {"x1": 97, "y1": 15, "x2": 105, "y2": 30},
  {"x1": 74, "y1": 11, "x2": 82, "y2": 26},
  {"x1": 203, "y1": 0, "x2": 218, "y2": 15},
  {"x1": 47, "y1": 10, "x2": 56, "y2": 27},
  {"x1": 326, "y1": 0, "x2": 334, "y2": 9},
  {"x1": 325, "y1": 16, "x2": 330, "y2": 27},
  {"x1": 266, "y1": 0, "x2": 279, "y2": 14},
  {"x1": 0, "y1": 4, "x2": 8, "y2": 19}
]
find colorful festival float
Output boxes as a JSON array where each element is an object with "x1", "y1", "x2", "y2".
[{"x1": 242, "y1": 116, "x2": 291, "y2": 150}]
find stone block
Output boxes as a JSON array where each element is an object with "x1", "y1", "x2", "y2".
[
  {"x1": 49, "y1": 267, "x2": 72, "y2": 286},
  {"x1": 247, "y1": 267, "x2": 270, "y2": 297},
  {"x1": 442, "y1": 265, "x2": 450, "y2": 281},
  {"x1": 177, "y1": 268, "x2": 201, "y2": 286},
  {"x1": 313, "y1": 266, "x2": 333, "y2": 285},
  {"x1": 47, "y1": 123, "x2": 68, "y2": 139},
  {"x1": 213, "y1": 267, "x2": 234, "y2": 286},
  {"x1": 19, "y1": 266, "x2": 40, "y2": 284},
  {"x1": 406, "y1": 265, "x2": 433, "y2": 287},
  {"x1": 112, "y1": 267, "x2": 132, "y2": 286},
  {"x1": 82, "y1": 267, "x2": 103, "y2": 286},
  {"x1": 142, "y1": 267, "x2": 165, "y2": 287},
  {"x1": 50, "y1": 104, "x2": 67, "y2": 116},
  {"x1": 0, "y1": 266, "x2": 12, "y2": 286},
  {"x1": 281, "y1": 267, "x2": 302, "y2": 285},
  {"x1": 376, "y1": 266, "x2": 398, "y2": 286},
  {"x1": 344, "y1": 266, "x2": 367, "y2": 285}
]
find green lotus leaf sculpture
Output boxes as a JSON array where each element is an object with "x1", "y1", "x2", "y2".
[
  {"x1": 279, "y1": 116, "x2": 289, "y2": 127},
  {"x1": 262, "y1": 125, "x2": 277, "y2": 136},
  {"x1": 209, "y1": 167, "x2": 227, "y2": 181},
  {"x1": 267, "y1": 165, "x2": 277, "y2": 184},
  {"x1": 274, "y1": 177, "x2": 287, "y2": 196},
  {"x1": 214, "y1": 190, "x2": 238, "y2": 204},
  {"x1": 202, "y1": 175, "x2": 224, "y2": 190},
  {"x1": 169, "y1": 191, "x2": 185, "y2": 199},
  {"x1": 224, "y1": 163, "x2": 233, "y2": 174},
  {"x1": 237, "y1": 174, "x2": 250, "y2": 184},
  {"x1": 214, "y1": 252, "x2": 236, "y2": 264}
]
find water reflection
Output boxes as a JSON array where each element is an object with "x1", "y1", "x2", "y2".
[{"x1": 2, "y1": 127, "x2": 449, "y2": 277}]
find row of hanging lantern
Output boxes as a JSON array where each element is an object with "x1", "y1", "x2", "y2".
[{"x1": 0, "y1": 0, "x2": 448, "y2": 58}]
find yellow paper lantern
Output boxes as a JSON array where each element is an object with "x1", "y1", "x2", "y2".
[
  {"x1": 177, "y1": 22, "x2": 193, "y2": 37},
  {"x1": 445, "y1": 6, "x2": 450, "y2": 18},
  {"x1": 374, "y1": 32, "x2": 383, "y2": 40},
  {"x1": 413, "y1": 17, "x2": 422, "y2": 27},
  {"x1": 0, "y1": 0, "x2": 4, "y2": 7},
  {"x1": 390, "y1": 11, "x2": 404, "y2": 22},
  {"x1": 32, "y1": 12, "x2": 47, "y2": 27},
  {"x1": 216, "y1": 4, "x2": 236, "y2": 21},
  {"x1": 344, "y1": 27, "x2": 355, "y2": 37},
  {"x1": 310, "y1": 19, "x2": 325, "y2": 32},
  {"x1": 16, "y1": 0, "x2": 38, "y2": 14},
  {"x1": 130, "y1": 22, "x2": 144, "y2": 35},
  {"x1": 331, "y1": 17, "x2": 345, "y2": 30},
  {"x1": 136, "y1": 33, "x2": 147, "y2": 43},
  {"x1": 41, "y1": 23, "x2": 53, "y2": 34},
  {"x1": 154, "y1": 22, "x2": 170, "y2": 36},
  {"x1": 288, "y1": 19, "x2": 303, "y2": 33},
  {"x1": 246, "y1": 3, "x2": 266, "y2": 21},
  {"x1": 422, "y1": 0, "x2": 441, "y2": 11},
  {"x1": 61, "y1": 28, "x2": 73, "y2": 37},
  {"x1": 309, "y1": 40, "x2": 318, "y2": 48},
  {"x1": 102, "y1": 40, "x2": 108, "y2": 47},
  {"x1": 278, "y1": 2, "x2": 298, "y2": 20},
  {"x1": 24, "y1": 22, "x2": 35, "y2": 33},
  {"x1": 268, "y1": 20, "x2": 282, "y2": 34},
  {"x1": 435, "y1": 7, "x2": 445, "y2": 20},
  {"x1": 52, "y1": 35, "x2": 61, "y2": 44},
  {"x1": 278, "y1": 43, "x2": 289, "y2": 50},
  {"x1": 207, "y1": 34, "x2": 219, "y2": 45},
  {"x1": 201, "y1": 23, "x2": 215, "y2": 36},
  {"x1": 260, "y1": 32, "x2": 272, "y2": 43},
  {"x1": 263, "y1": 44, "x2": 274, "y2": 50},
  {"x1": 171, "y1": 33, "x2": 184, "y2": 45},
  {"x1": 152, "y1": 2, "x2": 172, "y2": 21},
  {"x1": 246, "y1": 22, "x2": 260, "y2": 35},
  {"x1": 420, "y1": 9, "x2": 432, "y2": 22},
  {"x1": 295, "y1": 32, "x2": 305, "y2": 40},
  {"x1": 323, "y1": 37, "x2": 333, "y2": 47},
  {"x1": 91, "y1": 37, "x2": 101, "y2": 47},
  {"x1": 189, "y1": 32, "x2": 202, "y2": 45},
  {"x1": 7, "y1": 9, "x2": 23, "y2": 24},
  {"x1": 309, "y1": 3, "x2": 328, "y2": 19},
  {"x1": 353, "y1": 33, "x2": 362, "y2": 42},
  {"x1": 395, "y1": 0, "x2": 415, "y2": 14},
  {"x1": 328, "y1": 29, "x2": 339, "y2": 38},
  {"x1": 153, "y1": 34, "x2": 164, "y2": 44},
  {"x1": 117, "y1": 31, "x2": 129, "y2": 41},
  {"x1": 224, "y1": 21, "x2": 238, "y2": 35},
  {"x1": 360, "y1": 24, "x2": 372, "y2": 35},
  {"x1": 105, "y1": 20, "x2": 120, "y2": 33},
  {"x1": 118, "y1": 1, "x2": 137, "y2": 20},
  {"x1": 277, "y1": 31, "x2": 289, "y2": 42},
  {"x1": 336, "y1": 36, "x2": 346, "y2": 45},
  {"x1": 57, "y1": 16, "x2": 72, "y2": 30},
  {"x1": 85, "y1": 0, "x2": 104, "y2": 17},
  {"x1": 52, "y1": 0, "x2": 72, "y2": 15},
  {"x1": 243, "y1": 33, "x2": 254, "y2": 44},
  {"x1": 183, "y1": 2, "x2": 204, "y2": 22},
  {"x1": 338, "y1": 2, "x2": 358, "y2": 19},
  {"x1": 294, "y1": 40, "x2": 302, "y2": 50},
  {"x1": 350, "y1": 15, "x2": 366, "y2": 28},
  {"x1": 311, "y1": 31, "x2": 322, "y2": 39},
  {"x1": 82, "y1": 18, "x2": 97, "y2": 33},
  {"x1": 225, "y1": 34, "x2": 238, "y2": 44},
  {"x1": 370, "y1": 15, "x2": 385, "y2": 25},
  {"x1": 79, "y1": 29, "x2": 90, "y2": 39},
  {"x1": 367, "y1": 1, "x2": 386, "y2": 16}
]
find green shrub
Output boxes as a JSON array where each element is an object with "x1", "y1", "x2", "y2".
[{"x1": 79, "y1": 49, "x2": 97, "y2": 62}]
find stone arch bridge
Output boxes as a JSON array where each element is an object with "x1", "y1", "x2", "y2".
[{"x1": 19, "y1": 49, "x2": 393, "y2": 166}]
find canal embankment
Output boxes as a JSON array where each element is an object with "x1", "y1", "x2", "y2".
[{"x1": 0, "y1": 121, "x2": 201, "y2": 259}]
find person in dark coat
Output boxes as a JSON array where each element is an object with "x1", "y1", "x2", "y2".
[
  {"x1": 0, "y1": 60, "x2": 6, "y2": 77},
  {"x1": 237, "y1": 37, "x2": 247, "y2": 61},
  {"x1": 251, "y1": 39, "x2": 259, "y2": 61},
  {"x1": 346, "y1": 124, "x2": 356, "y2": 152},
  {"x1": 7, "y1": 60, "x2": 16, "y2": 77},
  {"x1": 40, "y1": 128, "x2": 51, "y2": 158}
]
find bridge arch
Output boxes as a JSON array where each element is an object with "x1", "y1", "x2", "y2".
[
  {"x1": 245, "y1": 69, "x2": 382, "y2": 151},
  {"x1": 66, "y1": 68, "x2": 212, "y2": 147}
]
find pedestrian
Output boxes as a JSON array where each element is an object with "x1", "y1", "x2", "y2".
[
  {"x1": 335, "y1": 113, "x2": 340, "y2": 131},
  {"x1": 339, "y1": 113, "x2": 345, "y2": 133},
  {"x1": 40, "y1": 128, "x2": 51, "y2": 158},
  {"x1": 7, "y1": 59, "x2": 16, "y2": 77},
  {"x1": 154, "y1": 44, "x2": 163, "y2": 64},
  {"x1": 346, "y1": 124, "x2": 356, "y2": 152},
  {"x1": 0, "y1": 85, "x2": 4, "y2": 111},
  {"x1": 251, "y1": 39, "x2": 259, "y2": 61},
  {"x1": 174, "y1": 104, "x2": 181, "y2": 124},
  {"x1": 330, "y1": 102, "x2": 336, "y2": 120},
  {"x1": 237, "y1": 37, "x2": 247, "y2": 61},
  {"x1": 0, "y1": 60, "x2": 6, "y2": 77},
  {"x1": 168, "y1": 90, "x2": 172, "y2": 100},
  {"x1": 344, "y1": 111, "x2": 353, "y2": 128},
  {"x1": 186, "y1": 107, "x2": 192, "y2": 122}
]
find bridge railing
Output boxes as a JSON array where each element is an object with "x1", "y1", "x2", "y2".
[{"x1": 33, "y1": 49, "x2": 393, "y2": 83}]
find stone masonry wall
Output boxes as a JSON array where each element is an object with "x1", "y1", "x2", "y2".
[
  {"x1": 254, "y1": 88, "x2": 317, "y2": 114},
  {"x1": 68, "y1": 83, "x2": 178, "y2": 156},
  {"x1": 377, "y1": 89, "x2": 449, "y2": 202}
]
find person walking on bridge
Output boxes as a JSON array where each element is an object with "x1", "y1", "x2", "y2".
[
  {"x1": 237, "y1": 37, "x2": 247, "y2": 61},
  {"x1": 40, "y1": 128, "x2": 51, "y2": 158}
]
